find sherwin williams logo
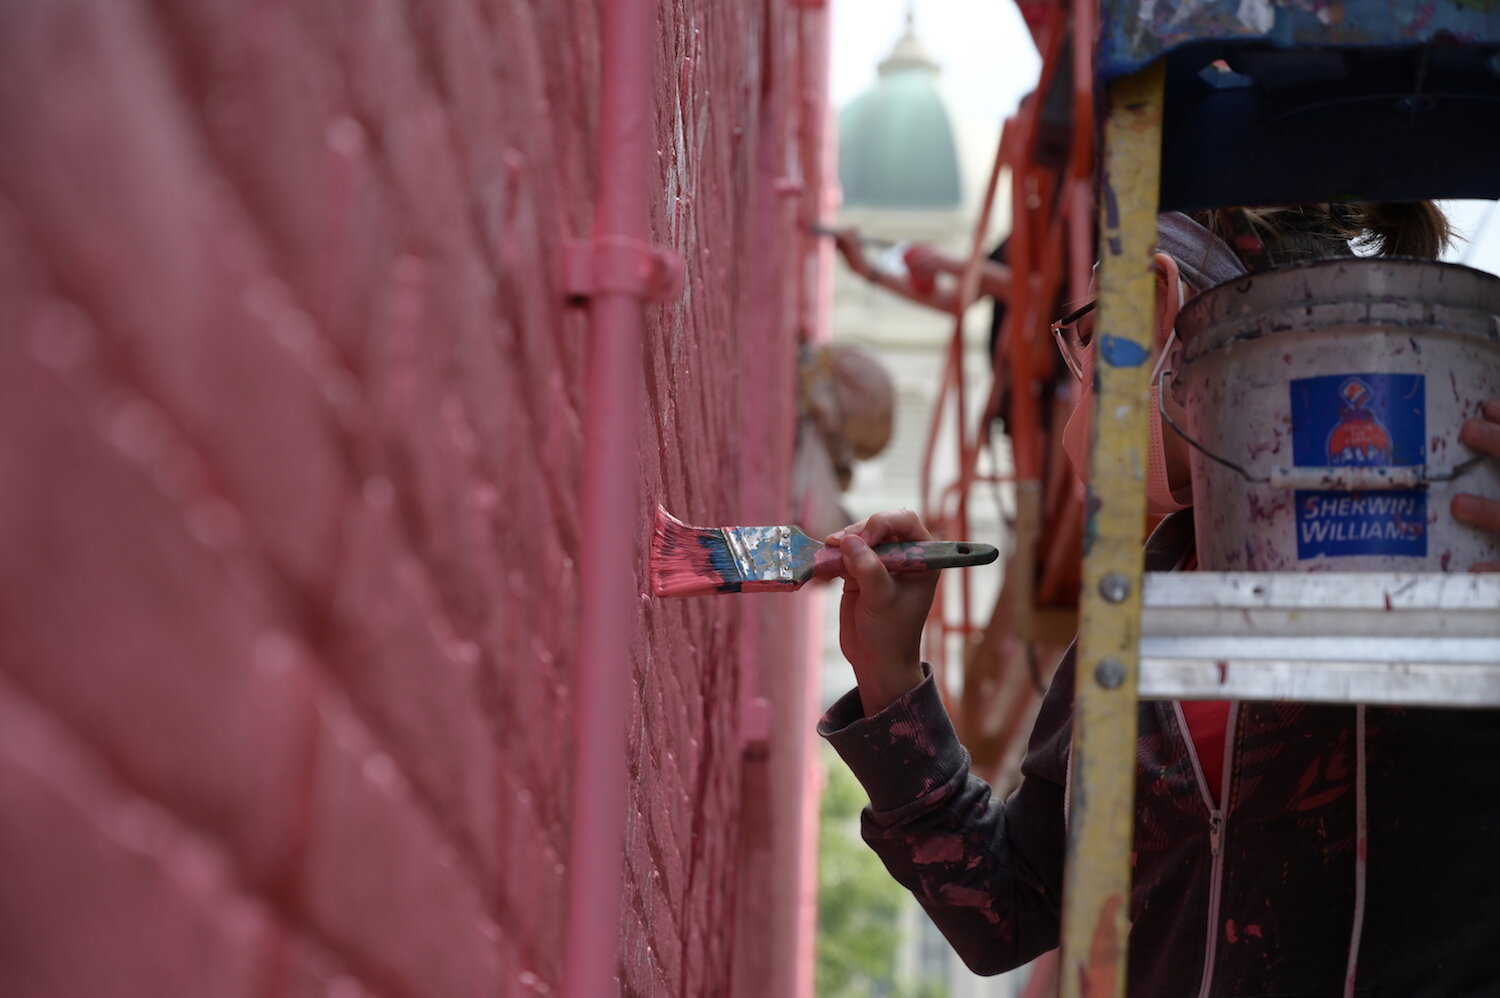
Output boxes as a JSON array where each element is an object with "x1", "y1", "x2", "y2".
[{"x1": 1291, "y1": 373, "x2": 1427, "y2": 559}]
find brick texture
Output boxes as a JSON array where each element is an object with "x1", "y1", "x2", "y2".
[{"x1": 0, "y1": 1, "x2": 825, "y2": 996}]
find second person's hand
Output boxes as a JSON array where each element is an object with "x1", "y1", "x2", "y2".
[{"x1": 1454, "y1": 398, "x2": 1500, "y2": 571}]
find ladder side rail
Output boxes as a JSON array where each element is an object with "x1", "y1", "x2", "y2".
[{"x1": 1058, "y1": 61, "x2": 1165, "y2": 998}]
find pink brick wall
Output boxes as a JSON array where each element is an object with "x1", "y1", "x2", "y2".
[{"x1": 0, "y1": 1, "x2": 827, "y2": 996}]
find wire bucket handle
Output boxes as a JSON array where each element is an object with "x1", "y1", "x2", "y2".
[{"x1": 1156, "y1": 367, "x2": 1486, "y2": 491}]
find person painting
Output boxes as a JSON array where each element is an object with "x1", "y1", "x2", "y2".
[
  {"x1": 829, "y1": 227, "x2": 1013, "y2": 321},
  {"x1": 818, "y1": 203, "x2": 1500, "y2": 996}
]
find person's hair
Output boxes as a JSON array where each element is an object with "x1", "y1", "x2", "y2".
[{"x1": 1190, "y1": 202, "x2": 1454, "y2": 268}]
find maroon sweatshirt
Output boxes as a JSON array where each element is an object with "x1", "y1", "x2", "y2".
[{"x1": 820, "y1": 512, "x2": 1500, "y2": 996}]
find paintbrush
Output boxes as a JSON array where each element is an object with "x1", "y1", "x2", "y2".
[
  {"x1": 806, "y1": 221, "x2": 901, "y2": 250},
  {"x1": 651, "y1": 507, "x2": 998, "y2": 597}
]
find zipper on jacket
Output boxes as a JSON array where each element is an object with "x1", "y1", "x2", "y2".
[
  {"x1": 1197, "y1": 806, "x2": 1225, "y2": 998},
  {"x1": 1174, "y1": 702, "x2": 1238, "y2": 998}
]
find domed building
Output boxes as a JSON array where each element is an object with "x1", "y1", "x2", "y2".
[
  {"x1": 821, "y1": 15, "x2": 1019, "y2": 998},
  {"x1": 829, "y1": 13, "x2": 1008, "y2": 550},
  {"x1": 838, "y1": 19, "x2": 1000, "y2": 217},
  {"x1": 832, "y1": 9, "x2": 1007, "y2": 463}
]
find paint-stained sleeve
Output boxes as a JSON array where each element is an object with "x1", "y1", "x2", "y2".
[{"x1": 819, "y1": 657, "x2": 1076, "y2": 975}]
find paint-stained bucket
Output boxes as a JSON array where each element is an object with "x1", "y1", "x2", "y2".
[{"x1": 1169, "y1": 257, "x2": 1500, "y2": 571}]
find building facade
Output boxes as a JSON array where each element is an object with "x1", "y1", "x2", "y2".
[{"x1": 823, "y1": 18, "x2": 1024, "y2": 998}]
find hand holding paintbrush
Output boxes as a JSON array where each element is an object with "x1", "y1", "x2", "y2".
[
  {"x1": 832, "y1": 508, "x2": 950, "y2": 715},
  {"x1": 650, "y1": 506, "x2": 997, "y2": 597}
]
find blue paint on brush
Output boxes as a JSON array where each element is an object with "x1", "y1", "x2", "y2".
[{"x1": 699, "y1": 529, "x2": 745, "y2": 592}]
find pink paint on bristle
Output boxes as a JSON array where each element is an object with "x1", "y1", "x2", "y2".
[{"x1": 650, "y1": 507, "x2": 743, "y2": 597}]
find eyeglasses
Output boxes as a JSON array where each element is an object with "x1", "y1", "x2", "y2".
[{"x1": 1049, "y1": 300, "x2": 1097, "y2": 380}]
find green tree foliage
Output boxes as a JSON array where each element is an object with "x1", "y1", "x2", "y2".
[{"x1": 816, "y1": 746, "x2": 948, "y2": 998}]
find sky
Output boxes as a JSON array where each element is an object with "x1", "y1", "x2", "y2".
[
  {"x1": 831, "y1": 0, "x2": 1039, "y2": 126},
  {"x1": 829, "y1": 0, "x2": 1500, "y2": 273}
]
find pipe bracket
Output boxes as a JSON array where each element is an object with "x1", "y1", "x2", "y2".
[{"x1": 565, "y1": 236, "x2": 685, "y2": 303}]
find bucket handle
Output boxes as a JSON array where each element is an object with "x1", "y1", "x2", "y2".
[{"x1": 1156, "y1": 368, "x2": 1487, "y2": 491}]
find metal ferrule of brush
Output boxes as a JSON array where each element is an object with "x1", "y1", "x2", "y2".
[{"x1": 724, "y1": 524, "x2": 823, "y2": 591}]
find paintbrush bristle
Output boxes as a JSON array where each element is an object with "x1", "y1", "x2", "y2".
[{"x1": 651, "y1": 508, "x2": 746, "y2": 597}]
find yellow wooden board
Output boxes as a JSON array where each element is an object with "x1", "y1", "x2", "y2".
[{"x1": 1059, "y1": 61, "x2": 1164, "y2": 998}]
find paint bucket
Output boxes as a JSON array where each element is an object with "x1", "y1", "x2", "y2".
[{"x1": 1167, "y1": 257, "x2": 1500, "y2": 571}]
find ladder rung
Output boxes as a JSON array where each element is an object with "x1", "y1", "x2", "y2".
[{"x1": 1139, "y1": 573, "x2": 1500, "y2": 706}]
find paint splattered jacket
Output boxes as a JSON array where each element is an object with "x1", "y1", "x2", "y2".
[{"x1": 819, "y1": 512, "x2": 1500, "y2": 997}]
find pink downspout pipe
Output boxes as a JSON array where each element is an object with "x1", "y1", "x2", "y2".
[
  {"x1": 794, "y1": 5, "x2": 834, "y2": 996},
  {"x1": 560, "y1": 1, "x2": 658, "y2": 995}
]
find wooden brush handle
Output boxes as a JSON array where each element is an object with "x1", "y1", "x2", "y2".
[{"x1": 811, "y1": 540, "x2": 999, "y2": 579}]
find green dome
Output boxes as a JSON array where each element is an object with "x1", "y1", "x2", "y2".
[{"x1": 838, "y1": 30, "x2": 962, "y2": 209}]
